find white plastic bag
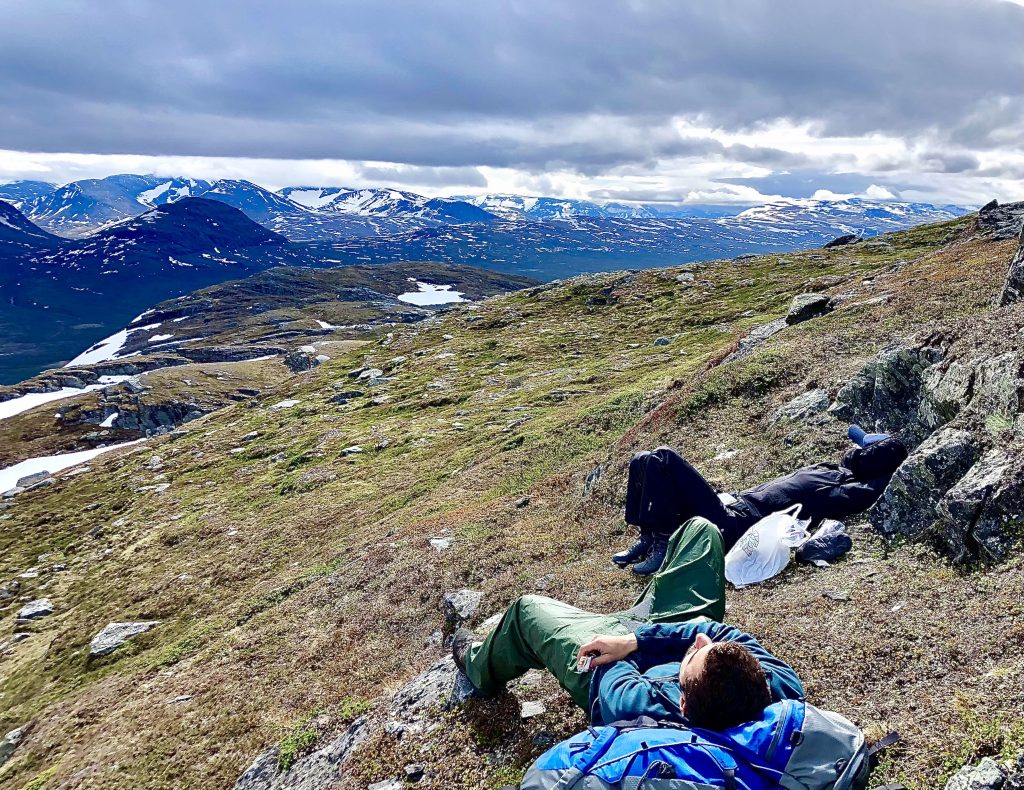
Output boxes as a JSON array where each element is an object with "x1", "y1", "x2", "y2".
[{"x1": 724, "y1": 504, "x2": 811, "y2": 587}]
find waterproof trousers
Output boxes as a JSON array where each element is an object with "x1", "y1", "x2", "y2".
[{"x1": 462, "y1": 517, "x2": 725, "y2": 710}]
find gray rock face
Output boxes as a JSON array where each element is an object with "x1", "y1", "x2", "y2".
[
  {"x1": 0, "y1": 726, "x2": 25, "y2": 768},
  {"x1": 870, "y1": 428, "x2": 977, "y2": 540},
  {"x1": 389, "y1": 656, "x2": 475, "y2": 734},
  {"x1": 232, "y1": 718, "x2": 368, "y2": 790},
  {"x1": 15, "y1": 471, "x2": 52, "y2": 489},
  {"x1": 824, "y1": 233, "x2": 861, "y2": 248},
  {"x1": 945, "y1": 756, "x2": 1013, "y2": 790},
  {"x1": 89, "y1": 621, "x2": 160, "y2": 657},
  {"x1": 977, "y1": 199, "x2": 1024, "y2": 241},
  {"x1": 283, "y1": 350, "x2": 323, "y2": 373},
  {"x1": 831, "y1": 344, "x2": 946, "y2": 443},
  {"x1": 16, "y1": 598, "x2": 54, "y2": 621},
  {"x1": 770, "y1": 389, "x2": 830, "y2": 424},
  {"x1": 442, "y1": 590, "x2": 483, "y2": 631},
  {"x1": 937, "y1": 450, "x2": 1023, "y2": 562},
  {"x1": 998, "y1": 226, "x2": 1024, "y2": 306},
  {"x1": 786, "y1": 293, "x2": 832, "y2": 325},
  {"x1": 723, "y1": 318, "x2": 788, "y2": 364}
]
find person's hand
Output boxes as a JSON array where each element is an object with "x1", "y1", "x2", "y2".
[{"x1": 578, "y1": 634, "x2": 638, "y2": 668}]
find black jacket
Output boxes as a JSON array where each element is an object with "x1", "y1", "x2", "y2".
[
  {"x1": 731, "y1": 463, "x2": 889, "y2": 530},
  {"x1": 724, "y1": 438, "x2": 908, "y2": 538}
]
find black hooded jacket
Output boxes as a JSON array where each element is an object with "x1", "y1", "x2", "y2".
[{"x1": 729, "y1": 437, "x2": 909, "y2": 532}]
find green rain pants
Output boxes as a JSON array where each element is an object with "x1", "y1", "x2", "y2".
[{"x1": 462, "y1": 516, "x2": 726, "y2": 710}]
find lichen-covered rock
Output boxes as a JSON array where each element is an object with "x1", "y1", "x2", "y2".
[
  {"x1": 870, "y1": 428, "x2": 977, "y2": 540},
  {"x1": 284, "y1": 350, "x2": 322, "y2": 373},
  {"x1": 998, "y1": 226, "x2": 1024, "y2": 306},
  {"x1": 770, "y1": 389, "x2": 830, "y2": 424},
  {"x1": 971, "y1": 353, "x2": 1022, "y2": 422},
  {"x1": 232, "y1": 717, "x2": 368, "y2": 790},
  {"x1": 442, "y1": 589, "x2": 483, "y2": 631},
  {"x1": 945, "y1": 756, "x2": 1008, "y2": 790},
  {"x1": 0, "y1": 726, "x2": 25, "y2": 768},
  {"x1": 919, "y1": 360, "x2": 976, "y2": 431},
  {"x1": 89, "y1": 621, "x2": 160, "y2": 657},
  {"x1": 831, "y1": 344, "x2": 945, "y2": 442},
  {"x1": 785, "y1": 293, "x2": 832, "y2": 325},
  {"x1": 977, "y1": 199, "x2": 1024, "y2": 241},
  {"x1": 937, "y1": 450, "x2": 1022, "y2": 562}
]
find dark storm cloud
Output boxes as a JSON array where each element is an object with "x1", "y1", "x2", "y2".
[{"x1": 1, "y1": 0, "x2": 1022, "y2": 172}]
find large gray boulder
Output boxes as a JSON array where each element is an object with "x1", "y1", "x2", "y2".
[
  {"x1": 937, "y1": 450, "x2": 1023, "y2": 562},
  {"x1": 785, "y1": 293, "x2": 832, "y2": 325},
  {"x1": 870, "y1": 428, "x2": 977, "y2": 540},
  {"x1": 89, "y1": 621, "x2": 160, "y2": 657},
  {"x1": 998, "y1": 225, "x2": 1024, "y2": 306}
]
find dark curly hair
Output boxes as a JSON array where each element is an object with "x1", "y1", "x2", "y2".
[{"x1": 682, "y1": 642, "x2": 771, "y2": 731}]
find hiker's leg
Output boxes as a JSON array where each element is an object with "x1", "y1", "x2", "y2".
[
  {"x1": 462, "y1": 595, "x2": 628, "y2": 709},
  {"x1": 661, "y1": 450, "x2": 731, "y2": 534},
  {"x1": 632, "y1": 516, "x2": 726, "y2": 624}
]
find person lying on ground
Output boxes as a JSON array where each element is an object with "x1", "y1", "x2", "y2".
[
  {"x1": 614, "y1": 424, "x2": 908, "y2": 576},
  {"x1": 452, "y1": 516, "x2": 804, "y2": 730}
]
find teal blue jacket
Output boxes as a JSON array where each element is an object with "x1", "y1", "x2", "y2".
[{"x1": 589, "y1": 621, "x2": 805, "y2": 725}]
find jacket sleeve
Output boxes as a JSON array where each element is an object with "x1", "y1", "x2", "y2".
[
  {"x1": 815, "y1": 476, "x2": 888, "y2": 519},
  {"x1": 596, "y1": 660, "x2": 682, "y2": 724},
  {"x1": 633, "y1": 621, "x2": 805, "y2": 702}
]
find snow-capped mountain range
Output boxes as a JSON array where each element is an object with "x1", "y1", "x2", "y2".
[{"x1": 0, "y1": 174, "x2": 968, "y2": 246}]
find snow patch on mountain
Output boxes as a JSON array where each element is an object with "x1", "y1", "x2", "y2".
[
  {"x1": 0, "y1": 439, "x2": 145, "y2": 493},
  {"x1": 397, "y1": 280, "x2": 467, "y2": 306}
]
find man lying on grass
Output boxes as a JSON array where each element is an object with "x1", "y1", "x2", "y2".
[{"x1": 452, "y1": 516, "x2": 803, "y2": 730}]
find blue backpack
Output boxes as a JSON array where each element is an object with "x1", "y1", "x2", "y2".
[{"x1": 520, "y1": 699, "x2": 870, "y2": 790}]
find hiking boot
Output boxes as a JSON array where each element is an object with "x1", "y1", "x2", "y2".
[
  {"x1": 451, "y1": 627, "x2": 479, "y2": 674},
  {"x1": 631, "y1": 535, "x2": 668, "y2": 576},
  {"x1": 612, "y1": 535, "x2": 652, "y2": 567}
]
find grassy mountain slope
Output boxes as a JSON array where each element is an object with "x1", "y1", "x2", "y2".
[{"x1": 1, "y1": 217, "x2": 1022, "y2": 789}]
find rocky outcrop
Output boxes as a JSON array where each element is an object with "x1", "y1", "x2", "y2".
[
  {"x1": 936, "y1": 449, "x2": 1023, "y2": 562},
  {"x1": 977, "y1": 199, "x2": 1024, "y2": 241},
  {"x1": 831, "y1": 345, "x2": 945, "y2": 443},
  {"x1": 824, "y1": 233, "x2": 861, "y2": 248},
  {"x1": 232, "y1": 718, "x2": 368, "y2": 790},
  {"x1": 870, "y1": 428, "x2": 978, "y2": 541},
  {"x1": 786, "y1": 293, "x2": 833, "y2": 325},
  {"x1": 998, "y1": 225, "x2": 1024, "y2": 306},
  {"x1": 283, "y1": 347, "x2": 330, "y2": 373},
  {"x1": 723, "y1": 318, "x2": 788, "y2": 364}
]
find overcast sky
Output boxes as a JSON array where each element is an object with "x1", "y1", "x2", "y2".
[{"x1": 2, "y1": 0, "x2": 1023, "y2": 206}]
